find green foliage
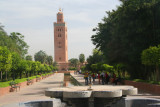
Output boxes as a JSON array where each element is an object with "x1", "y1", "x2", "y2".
[
  {"x1": 69, "y1": 58, "x2": 79, "y2": 68},
  {"x1": 141, "y1": 45, "x2": 160, "y2": 81},
  {"x1": 91, "y1": 64, "x2": 97, "y2": 71},
  {"x1": 0, "y1": 46, "x2": 12, "y2": 80},
  {"x1": 68, "y1": 67, "x2": 77, "y2": 70},
  {"x1": 9, "y1": 32, "x2": 29, "y2": 58},
  {"x1": 91, "y1": 0, "x2": 160, "y2": 79},
  {"x1": 86, "y1": 49, "x2": 105, "y2": 71},
  {"x1": 53, "y1": 61, "x2": 58, "y2": 67},
  {"x1": 0, "y1": 25, "x2": 54, "y2": 82},
  {"x1": 80, "y1": 66, "x2": 86, "y2": 71},
  {"x1": 102, "y1": 64, "x2": 113, "y2": 72},
  {"x1": 79, "y1": 53, "x2": 85, "y2": 63},
  {"x1": 0, "y1": 25, "x2": 28, "y2": 58},
  {"x1": 142, "y1": 45, "x2": 160, "y2": 66},
  {"x1": 25, "y1": 55, "x2": 32, "y2": 61},
  {"x1": 46, "y1": 56, "x2": 53, "y2": 65},
  {"x1": 10, "y1": 52, "x2": 21, "y2": 80},
  {"x1": 34, "y1": 50, "x2": 47, "y2": 64},
  {"x1": 0, "y1": 31, "x2": 18, "y2": 53},
  {"x1": 11, "y1": 52, "x2": 21, "y2": 71}
]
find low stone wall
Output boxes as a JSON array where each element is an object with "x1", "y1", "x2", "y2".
[
  {"x1": 124, "y1": 80, "x2": 160, "y2": 94},
  {"x1": 0, "y1": 73, "x2": 54, "y2": 97},
  {"x1": 0, "y1": 86, "x2": 10, "y2": 96}
]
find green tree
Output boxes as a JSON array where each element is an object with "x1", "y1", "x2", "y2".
[
  {"x1": 53, "y1": 61, "x2": 58, "y2": 67},
  {"x1": 0, "y1": 31, "x2": 18, "y2": 53},
  {"x1": 69, "y1": 58, "x2": 79, "y2": 68},
  {"x1": 91, "y1": 64, "x2": 97, "y2": 72},
  {"x1": 34, "y1": 50, "x2": 47, "y2": 64},
  {"x1": 10, "y1": 52, "x2": 21, "y2": 80},
  {"x1": 114, "y1": 63, "x2": 126, "y2": 78},
  {"x1": 102, "y1": 64, "x2": 113, "y2": 72},
  {"x1": 79, "y1": 53, "x2": 85, "y2": 63},
  {"x1": 86, "y1": 49, "x2": 105, "y2": 71},
  {"x1": 141, "y1": 45, "x2": 160, "y2": 81},
  {"x1": 40, "y1": 64, "x2": 45, "y2": 74},
  {"x1": 18, "y1": 60, "x2": 28, "y2": 79},
  {"x1": 26, "y1": 55, "x2": 32, "y2": 61},
  {"x1": 26, "y1": 60, "x2": 32, "y2": 77},
  {"x1": 91, "y1": 0, "x2": 160, "y2": 79},
  {"x1": 9, "y1": 32, "x2": 29, "y2": 58},
  {"x1": 0, "y1": 46, "x2": 12, "y2": 81},
  {"x1": 46, "y1": 56, "x2": 53, "y2": 65},
  {"x1": 36, "y1": 61, "x2": 41, "y2": 75},
  {"x1": 31, "y1": 61, "x2": 38, "y2": 76}
]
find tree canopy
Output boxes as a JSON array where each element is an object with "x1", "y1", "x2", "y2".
[
  {"x1": 91, "y1": 0, "x2": 160, "y2": 79},
  {"x1": 34, "y1": 50, "x2": 47, "y2": 64},
  {"x1": 79, "y1": 53, "x2": 85, "y2": 64},
  {"x1": 69, "y1": 58, "x2": 79, "y2": 68}
]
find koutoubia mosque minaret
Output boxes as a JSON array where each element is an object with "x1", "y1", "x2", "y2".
[{"x1": 54, "y1": 9, "x2": 68, "y2": 71}]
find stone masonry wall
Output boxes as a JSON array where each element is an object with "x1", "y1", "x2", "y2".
[{"x1": 124, "y1": 80, "x2": 160, "y2": 94}]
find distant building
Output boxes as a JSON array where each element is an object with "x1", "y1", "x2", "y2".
[{"x1": 54, "y1": 9, "x2": 68, "y2": 71}]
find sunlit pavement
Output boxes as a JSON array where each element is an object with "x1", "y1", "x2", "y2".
[{"x1": 0, "y1": 73, "x2": 64, "y2": 106}]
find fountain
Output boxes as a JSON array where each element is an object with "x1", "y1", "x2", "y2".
[{"x1": 45, "y1": 85, "x2": 137, "y2": 107}]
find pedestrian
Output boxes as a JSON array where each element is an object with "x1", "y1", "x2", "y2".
[
  {"x1": 105, "y1": 72, "x2": 109, "y2": 84},
  {"x1": 92, "y1": 73, "x2": 95, "y2": 82},
  {"x1": 98, "y1": 72, "x2": 101, "y2": 84},
  {"x1": 89, "y1": 73, "x2": 92, "y2": 84},
  {"x1": 101, "y1": 71, "x2": 105, "y2": 85},
  {"x1": 113, "y1": 72, "x2": 116, "y2": 85},
  {"x1": 84, "y1": 72, "x2": 89, "y2": 85},
  {"x1": 108, "y1": 72, "x2": 111, "y2": 84}
]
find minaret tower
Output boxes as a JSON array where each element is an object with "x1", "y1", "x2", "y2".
[{"x1": 54, "y1": 9, "x2": 68, "y2": 71}]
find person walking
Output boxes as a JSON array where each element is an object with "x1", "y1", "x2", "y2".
[
  {"x1": 113, "y1": 72, "x2": 116, "y2": 85},
  {"x1": 84, "y1": 72, "x2": 89, "y2": 85},
  {"x1": 89, "y1": 73, "x2": 92, "y2": 84},
  {"x1": 92, "y1": 73, "x2": 95, "y2": 82},
  {"x1": 105, "y1": 72, "x2": 109, "y2": 84},
  {"x1": 101, "y1": 72, "x2": 105, "y2": 85},
  {"x1": 98, "y1": 72, "x2": 101, "y2": 84}
]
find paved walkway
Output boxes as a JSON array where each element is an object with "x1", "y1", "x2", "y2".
[
  {"x1": 71, "y1": 73, "x2": 160, "y2": 99},
  {"x1": 0, "y1": 73, "x2": 64, "y2": 106}
]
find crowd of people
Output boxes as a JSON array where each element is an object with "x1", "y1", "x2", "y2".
[{"x1": 83, "y1": 71, "x2": 121, "y2": 85}]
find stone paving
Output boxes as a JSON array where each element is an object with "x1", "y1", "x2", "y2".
[
  {"x1": 71, "y1": 73, "x2": 160, "y2": 99},
  {"x1": 0, "y1": 73, "x2": 64, "y2": 106}
]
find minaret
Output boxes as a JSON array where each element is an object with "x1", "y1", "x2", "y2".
[{"x1": 54, "y1": 9, "x2": 68, "y2": 71}]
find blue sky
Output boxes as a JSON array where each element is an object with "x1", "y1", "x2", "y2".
[{"x1": 0, "y1": 0, "x2": 121, "y2": 60}]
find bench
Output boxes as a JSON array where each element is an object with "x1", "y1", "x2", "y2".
[
  {"x1": 36, "y1": 77, "x2": 41, "y2": 82},
  {"x1": 27, "y1": 79, "x2": 33, "y2": 85},
  {"x1": 10, "y1": 81, "x2": 20, "y2": 92}
]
